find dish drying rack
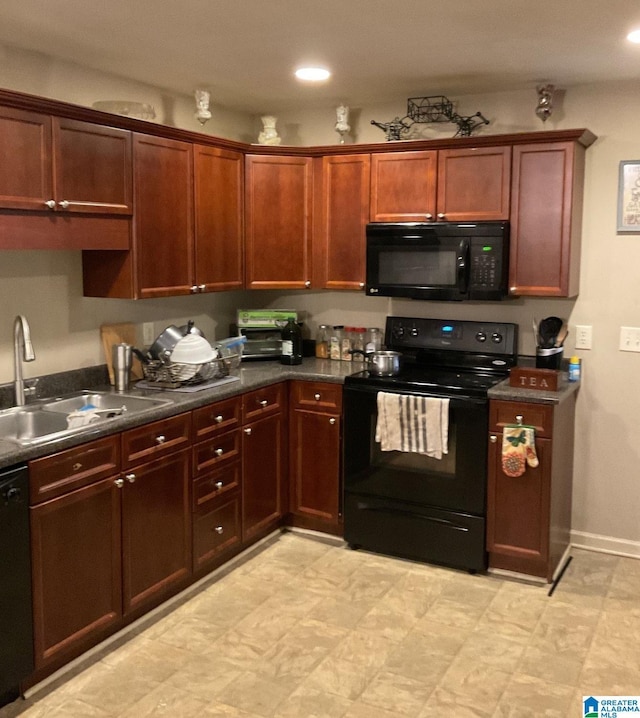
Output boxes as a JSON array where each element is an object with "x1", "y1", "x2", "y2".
[{"x1": 141, "y1": 337, "x2": 244, "y2": 389}]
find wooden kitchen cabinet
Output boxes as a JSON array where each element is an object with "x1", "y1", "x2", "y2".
[
  {"x1": 29, "y1": 438, "x2": 123, "y2": 672},
  {"x1": 194, "y1": 144, "x2": 244, "y2": 292},
  {"x1": 509, "y1": 141, "x2": 586, "y2": 297},
  {"x1": 241, "y1": 383, "x2": 286, "y2": 541},
  {"x1": 245, "y1": 154, "x2": 313, "y2": 289},
  {"x1": 289, "y1": 381, "x2": 342, "y2": 534},
  {"x1": 313, "y1": 154, "x2": 370, "y2": 290},
  {"x1": 120, "y1": 448, "x2": 192, "y2": 615},
  {"x1": 370, "y1": 146, "x2": 510, "y2": 222},
  {"x1": 486, "y1": 397, "x2": 575, "y2": 581},
  {"x1": 0, "y1": 106, "x2": 132, "y2": 249}
]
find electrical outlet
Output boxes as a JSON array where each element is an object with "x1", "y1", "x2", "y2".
[
  {"x1": 620, "y1": 326, "x2": 640, "y2": 352},
  {"x1": 575, "y1": 325, "x2": 592, "y2": 350},
  {"x1": 142, "y1": 322, "x2": 155, "y2": 346}
]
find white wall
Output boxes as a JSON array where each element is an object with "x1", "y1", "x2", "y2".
[{"x1": 1, "y1": 45, "x2": 639, "y2": 554}]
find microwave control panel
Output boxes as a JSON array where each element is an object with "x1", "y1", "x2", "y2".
[{"x1": 468, "y1": 238, "x2": 505, "y2": 294}]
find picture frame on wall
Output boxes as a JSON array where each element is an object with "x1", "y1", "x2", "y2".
[{"x1": 617, "y1": 160, "x2": 640, "y2": 232}]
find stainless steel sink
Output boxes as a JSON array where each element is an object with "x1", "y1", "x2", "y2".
[{"x1": 0, "y1": 391, "x2": 173, "y2": 447}]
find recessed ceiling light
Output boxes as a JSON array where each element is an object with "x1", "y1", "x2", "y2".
[
  {"x1": 627, "y1": 29, "x2": 640, "y2": 43},
  {"x1": 295, "y1": 67, "x2": 331, "y2": 82}
]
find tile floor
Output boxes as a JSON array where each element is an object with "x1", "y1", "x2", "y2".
[{"x1": 2, "y1": 532, "x2": 640, "y2": 718}]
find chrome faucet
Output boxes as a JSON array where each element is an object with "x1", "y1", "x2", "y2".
[{"x1": 13, "y1": 315, "x2": 35, "y2": 406}]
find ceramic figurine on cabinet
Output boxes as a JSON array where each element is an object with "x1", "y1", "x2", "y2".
[{"x1": 258, "y1": 115, "x2": 281, "y2": 145}]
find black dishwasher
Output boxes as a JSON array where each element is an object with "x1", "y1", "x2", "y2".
[{"x1": 0, "y1": 465, "x2": 34, "y2": 707}]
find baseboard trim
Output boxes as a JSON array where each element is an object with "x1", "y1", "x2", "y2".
[{"x1": 571, "y1": 530, "x2": 640, "y2": 559}]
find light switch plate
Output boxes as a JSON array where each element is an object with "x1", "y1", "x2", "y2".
[
  {"x1": 620, "y1": 326, "x2": 640, "y2": 352},
  {"x1": 575, "y1": 325, "x2": 592, "y2": 350}
]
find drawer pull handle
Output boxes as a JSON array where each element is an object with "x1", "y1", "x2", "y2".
[
  {"x1": 214, "y1": 414, "x2": 224, "y2": 423},
  {"x1": 314, "y1": 393, "x2": 321, "y2": 401},
  {"x1": 244, "y1": 428, "x2": 252, "y2": 435},
  {"x1": 215, "y1": 481, "x2": 224, "y2": 489},
  {"x1": 515, "y1": 415, "x2": 523, "y2": 426},
  {"x1": 114, "y1": 478, "x2": 124, "y2": 488},
  {"x1": 58, "y1": 199, "x2": 70, "y2": 209},
  {"x1": 155, "y1": 435, "x2": 166, "y2": 444},
  {"x1": 198, "y1": 284, "x2": 206, "y2": 291},
  {"x1": 125, "y1": 473, "x2": 136, "y2": 483},
  {"x1": 44, "y1": 199, "x2": 56, "y2": 209},
  {"x1": 258, "y1": 399, "x2": 268, "y2": 407},
  {"x1": 490, "y1": 435, "x2": 497, "y2": 443},
  {"x1": 72, "y1": 462, "x2": 83, "y2": 471},
  {"x1": 329, "y1": 417, "x2": 336, "y2": 425},
  {"x1": 215, "y1": 448, "x2": 224, "y2": 456},
  {"x1": 214, "y1": 526, "x2": 224, "y2": 534}
]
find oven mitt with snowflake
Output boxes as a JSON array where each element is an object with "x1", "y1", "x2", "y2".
[{"x1": 502, "y1": 426, "x2": 539, "y2": 477}]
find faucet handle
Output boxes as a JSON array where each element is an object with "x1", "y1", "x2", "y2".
[{"x1": 24, "y1": 378, "x2": 39, "y2": 398}]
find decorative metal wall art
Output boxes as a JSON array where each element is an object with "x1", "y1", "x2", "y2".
[
  {"x1": 371, "y1": 95, "x2": 489, "y2": 140},
  {"x1": 535, "y1": 84, "x2": 555, "y2": 123}
]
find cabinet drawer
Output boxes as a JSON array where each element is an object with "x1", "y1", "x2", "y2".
[
  {"x1": 291, "y1": 381, "x2": 342, "y2": 412},
  {"x1": 193, "y1": 463, "x2": 241, "y2": 511},
  {"x1": 121, "y1": 412, "x2": 191, "y2": 468},
  {"x1": 193, "y1": 429, "x2": 241, "y2": 476},
  {"x1": 192, "y1": 396, "x2": 241, "y2": 441},
  {"x1": 489, "y1": 401, "x2": 553, "y2": 439},
  {"x1": 29, "y1": 435, "x2": 120, "y2": 504},
  {"x1": 242, "y1": 382, "x2": 285, "y2": 422},
  {"x1": 193, "y1": 490, "x2": 241, "y2": 570}
]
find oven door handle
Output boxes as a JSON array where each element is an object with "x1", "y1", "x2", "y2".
[
  {"x1": 457, "y1": 238, "x2": 470, "y2": 295},
  {"x1": 355, "y1": 502, "x2": 470, "y2": 533},
  {"x1": 344, "y1": 385, "x2": 488, "y2": 406}
]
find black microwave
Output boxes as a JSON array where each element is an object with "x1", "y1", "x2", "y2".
[{"x1": 366, "y1": 221, "x2": 510, "y2": 301}]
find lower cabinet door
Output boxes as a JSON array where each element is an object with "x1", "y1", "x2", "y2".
[
  {"x1": 193, "y1": 485, "x2": 241, "y2": 572},
  {"x1": 242, "y1": 412, "x2": 284, "y2": 542},
  {"x1": 30, "y1": 477, "x2": 122, "y2": 669},
  {"x1": 121, "y1": 449, "x2": 191, "y2": 615}
]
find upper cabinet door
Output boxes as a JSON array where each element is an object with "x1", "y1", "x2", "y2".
[
  {"x1": 245, "y1": 154, "x2": 313, "y2": 290},
  {"x1": 370, "y1": 150, "x2": 437, "y2": 222},
  {"x1": 0, "y1": 106, "x2": 53, "y2": 210},
  {"x1": 133, "y1": 134, "x2": 194, "y2": 298},
  {"x1": 509, "y1": 141, "x2": 584, "y2": 297},
  {"x1": 436, "y1": 146, "x2": 511, "y2": 221},
  {"x1": 315, "y1": 154, "x2": 370, "y2": 290},
  {"x1": 194, "y1": 145, "x2": 244, "y2": 292},
  {"x1": 53, "y1": 118, "x2": 133, "y2": 215}
]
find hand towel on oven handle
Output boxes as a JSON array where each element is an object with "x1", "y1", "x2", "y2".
[
  {"x1": 501, "y1": 425, "x2": 539, "y2": 477},
  {"x1": 375, "y1": 391, "x2": 449, "y2": 459}
]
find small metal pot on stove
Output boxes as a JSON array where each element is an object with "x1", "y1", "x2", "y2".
[{"x1": 351, "y1": 349, "x2": 402, "y2": 376}]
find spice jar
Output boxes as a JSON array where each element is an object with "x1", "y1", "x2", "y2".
[
  {"x1": 341, "y1": 327, "x2": 354, "y2": 361},
  {"x1": 351, "y1": 327, "x2": 366, "y2": 362},
  {"x1": 315, "y1": 325, "x2": 331, "y2": 359},
  {"x1": 330, "y1": 326, "x2": 343, "y2": 360},
  {"x1": 365, "y1": 327, "x2": 382, "y2": 353}
]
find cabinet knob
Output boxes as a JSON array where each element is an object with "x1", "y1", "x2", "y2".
[
  {"x1": 215, "y1": 481, "x2": 224, "y2": 490},
  {"x1": 155, "y1": 434, "x2": 166, "y2": 444},
  {"x1": 305, "y1": 280, "x2": 311, "y2": 288},
  {"x1": 214, "y1": 526, "x2": 224, "y2": 534},
  {"x1": 214, "y1": 414, "x2": 224, "y2": 423},
  {"x1": 490, "y1": 435, "x2": 497, "y2": 443},
  {"x1": 425, "y1": 213, "x2": 433, "y2": 220},
  {"x1": 198, "y1": 284, "x2": 206, "y2": 291},
  {"x1": 190, "y1": 285, "x2": 199, "y2": 293},
  {"x1": 258, "y1": 399, "x2": 268, "y2": 407},
  {"x1": 359, "y1": 282, "x2": 365, "y2": 289},
  {"x1": 58, "y1": 200, "x2": 70, "y2": 209},
  {"x1": 125, "y1": 473, "x2": 136, "y2": 483},
  {"x1": 314, "y1": 393, "x2": 321, "y2": 401},
  {"x1": 44, "y1": 199, "x2": 56, "y2": 209},
  {"x1": 515, "y1": 415, "x2": 523, "y2": 425},
  {"x1": 215, "y1": 448, "x2": 224, "y2": 456},
  {"x1": 329, "y1": 417, "x2": 336, "y2": 425},
  {"x1": 437, "y1": 212, "x2": 445, "y2": 219},
  {"x1": 72, "y1": 462, "x2": 83, "y2": 472},
  {"x1": 114, "y1": 478, "x2": 125, "y2": 488},
  {"x1": 244, "y1": 428, "x2": 252, "y2": 435}
]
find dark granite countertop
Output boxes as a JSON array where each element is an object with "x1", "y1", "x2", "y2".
[{"x1": 0, "y1": 358, "x2": 355, "y2": 470}]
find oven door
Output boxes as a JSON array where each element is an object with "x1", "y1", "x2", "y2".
[{"x1": 343, "y1": 384, "x2": 488, "y2": 515}]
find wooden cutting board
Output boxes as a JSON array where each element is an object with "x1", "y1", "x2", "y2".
[{"x1": 100, "y1": 323, "x2": 144, "y2": 384}]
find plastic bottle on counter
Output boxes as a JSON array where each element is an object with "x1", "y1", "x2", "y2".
[
  {"x1": 280, "y1": 317, "x2": 302, "y2": 365},
  {"x1": 330, "y1": 326, "x2": 344, "y2": 361},
  {"x1": 351, "y1": 327, "x2": 366, "y2": 362},
  {"x1": 568, "y1": 355, "x2": 581, "y2": 382},
  {"x1": 341, "y1": 327, "x2": 354, "y2": 361},
  {"x1": 365, "y1": 327, "x2": 382, "y2": 353},
  {"x1": 315, "y1": 325, "x2": 331, "y2": 359}
]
